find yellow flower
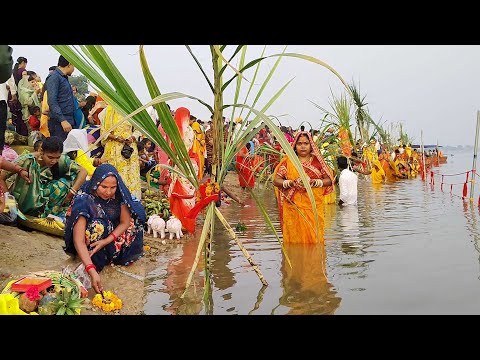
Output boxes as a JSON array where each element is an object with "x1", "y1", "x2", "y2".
[
  {"x1": 92, "y1": 290, "x2": 123, "y2": 312},
  {"x1": 144, "y1": 245, "x2": 151, "y2": 251}
]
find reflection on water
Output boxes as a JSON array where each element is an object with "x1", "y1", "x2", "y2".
[
  {"x1": 275, "y1": 244, "x2": 341, "y2": 315},
  {"x1": 144, "y1": 151, "x2": 480, "y2": 314}
]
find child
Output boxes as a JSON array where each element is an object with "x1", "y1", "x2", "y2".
[
  {"x1": 33, "y1": 139, "x2": 43, "y2": 152},
  {"x1": 139, "y1": 139, "x2": 157, "y2": 173},
  {"x1": 138, "y1": 141, "x2": 148, "y2": 171},
  {"x1": 28, "y1": 105, "x2": 43, "y2": 146},
  {"x1": 141, "y1": 138, "x2": 156, "y2": 159}
]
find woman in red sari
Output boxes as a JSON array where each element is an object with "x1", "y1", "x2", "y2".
[
  {"x1": 235, "y1": 143, "x2": 255, "y2": 189},
  {"x1": 273, "y1": 131, "x2": 334, "y2": 244}
]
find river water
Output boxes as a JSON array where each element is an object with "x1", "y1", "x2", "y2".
[{"x1": 144, "y1": 150, "x2": 480, "y2": 314}]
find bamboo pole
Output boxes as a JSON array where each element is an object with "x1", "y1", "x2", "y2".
[
  {"x1": 469, "y1": 111, "x2": 480, "y2": 202},
  {"x1": 215, "y1": 207, "x2": 268, "y2": 286},
  {"x1": 421, "y1": 130, "x2": 427, "y2": 184}
]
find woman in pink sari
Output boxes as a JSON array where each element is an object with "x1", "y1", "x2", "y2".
[
  {"x1": 153, "y1": 121, "x2": 172, "y2": 194},
  {"x1": 167, "y1": 107, "x2": 199, "y2": 234}
]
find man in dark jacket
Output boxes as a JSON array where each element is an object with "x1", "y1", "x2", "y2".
[{"x1": 44, "y1": 55, "x2": 75, "y2": 141}]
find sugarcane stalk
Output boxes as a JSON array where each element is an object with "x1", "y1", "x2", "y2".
[
  {"x1": 202, "y1": 207, "x2": 214, "y2": 304},
  {"x1": 211, "y1": 45, "x2": 224, "y2": 182},
  {"x1": 180, "y1": 203, "x2": 214, "y2": 299},
  {"x1": 215, "y1": 207, "x2": 268, "y2": 286},
  {"x1": 248, "y1": 285, "x2": 267, "y2": 315}
]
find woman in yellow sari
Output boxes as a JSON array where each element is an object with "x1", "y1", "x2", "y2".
[
  {"x1": 100, "y1": 105, "x2": 141, "y2": 199},
  {"x1": 190, "y1": 118, "x2": 205, "y2": 180},
  {"x1": 368, "y1": 159, "x2": 386, "y2": 184},
  {"x1": 39, "y1": 90, "x2": 50, "y2": 137},
  {"x1": 273, "y1": 131, "x2": 334, "y2": 244}
]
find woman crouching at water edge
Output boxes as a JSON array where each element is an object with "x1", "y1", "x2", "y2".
[
  {"x1": 64, "y1": 164, "x2": 146, "y2": 294},
  {"x1": 273, "y1": 131, "x2": 334, "y2": 244}
]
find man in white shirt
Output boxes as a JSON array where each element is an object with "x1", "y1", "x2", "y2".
[
  {"x1": 147, "y1": 105, "x2": 158, "y2": 125},
  {"x1": 0, "y1": 74, "x2": 17, "y2": 154},
  {"x1": 337, "y1": 156, "x2": 358, "y2": 206}
]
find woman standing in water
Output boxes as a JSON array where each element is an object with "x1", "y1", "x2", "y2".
[{"x1": 273, "y1": 131, "x2": 334, "y2": 244}]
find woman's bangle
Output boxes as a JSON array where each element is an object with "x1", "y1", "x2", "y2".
[
  {"x1": 15, "y1": 166, "x2": 25, "y2": 175},
  {"x1": 69, "y1": 188, "x2": 77, "y2": 196},
  {"x1": 110, "y1": 232, "x2": 117, "y2": 242},
  {"x1": 85, "y1": 264, "x2": 96, "y2": 272},
  {"x1": 314, "y1": 179, "x2": 324, "y2": 187},
  {"x1": 282, "y1": 180, "x2": 293, "y2": 189}
]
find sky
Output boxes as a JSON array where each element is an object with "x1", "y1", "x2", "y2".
[{"x1": 10, "y1": 45, "x2": 480, "y2": 147}]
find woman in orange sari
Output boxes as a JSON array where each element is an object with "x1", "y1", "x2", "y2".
[
  {"x1": 168, "y1": 107, "x2": 199, "y2": 234},
  {"x1": 273, "y1": 131, "x2": 334, "y2": 244}
]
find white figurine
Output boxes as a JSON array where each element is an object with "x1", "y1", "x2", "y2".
[{"x1": 166, "y1": 215, "x2": 183, "y2": 240}]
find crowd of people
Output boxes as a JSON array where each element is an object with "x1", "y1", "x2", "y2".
[{"x1": 0, "y1": 48, "x2": 438, "y2": 296}]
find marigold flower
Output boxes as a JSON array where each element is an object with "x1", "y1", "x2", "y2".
[{"x1": 92, "y1": 290, "x2": 123, "y2": 312}]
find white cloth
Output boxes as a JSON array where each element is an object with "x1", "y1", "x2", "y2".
[
  {"x1": 63, "y1": 129, "x2": 90, "y2": 156},
  {"x1": 0, "y1": 74, "x2": 17, "y2": 102},
  {"x1": 147, "y1": 105, "x2": 158, "y2": 124},
  {"x1": 339, "y1": 168, "x2": 358, "y2": 206}
]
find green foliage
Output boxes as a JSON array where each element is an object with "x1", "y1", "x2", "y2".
[
  {"x1": 235, "y1": 221, "x2": 247, "y2": 232},
  {"x1": 68, "y1": 74, "x2": 89, "y2": 96},
  {"x1": 51, "y1": 287, "x2": 84, "y2": 315}
]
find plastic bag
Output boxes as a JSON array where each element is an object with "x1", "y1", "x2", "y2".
[
  {"x1": 73, "y1": 263, "x2": 92, "y2": 290},
  {"x1": 0, "y1": 192, "x2": 17, "y2": 224}
]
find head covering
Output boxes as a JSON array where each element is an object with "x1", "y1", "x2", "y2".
[
  {"x1": 80, "y1": 164, "x2": 146, "y2": 222},
  {"x1": 174, "y1": 107, "x2": 190, "y2": 139},
  {"x1": 63, "y1": 129, "x2": 90, "y2": 155},
  {"x1": 372, "y1": 159, "x2": 382, "y2": 170},
  {"x1": 291, "y1": 131, "x2": 334, "y2": 195}
]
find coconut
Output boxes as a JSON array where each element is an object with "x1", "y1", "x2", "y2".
[{"x1": 19, "y1": 293, "x2": 39, "y2": 313}]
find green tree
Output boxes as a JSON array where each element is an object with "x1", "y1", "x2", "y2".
[{"x1": 68, "y1": 74, "x2": 89, "y2": 96}]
